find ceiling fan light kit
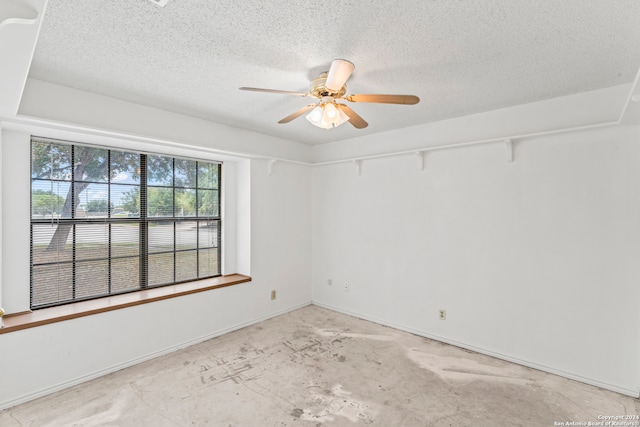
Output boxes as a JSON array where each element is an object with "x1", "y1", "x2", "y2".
[
  {"x1": 306, "y1": 96, "x2": 350, "y2": 129},
  {"x1": 240, "y1": 59, "x2": 420, "y2": 130}
]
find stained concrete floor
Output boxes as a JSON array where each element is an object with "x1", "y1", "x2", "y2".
[{"x1": 1, "y1": 305, "x2": 638, "y2": 426}]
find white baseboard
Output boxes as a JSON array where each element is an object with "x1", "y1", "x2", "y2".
[
  {"x1": 0, "y1": 301, "x2": 312, "y2": 411},
  {"x1": 311, "y1": 301, "x2": 640, "y2": 399}
]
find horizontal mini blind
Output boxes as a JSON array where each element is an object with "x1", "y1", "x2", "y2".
[{"x1": 30, "y1": 137, "x2": 221, "y2": 309}]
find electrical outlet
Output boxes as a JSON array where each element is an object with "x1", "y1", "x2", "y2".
[
  {"x1": 328, "y1": 279, "x2": 332, "y2": 286},
  {"x1": 271, "y1": 290, "x2": 276, "y2": 300},
  {"x1": 439, "y1": 309, "x2": 446, "y2": 320},
  {"x1": 344, "y1": 283, "x2": 349, "y2": 292}
]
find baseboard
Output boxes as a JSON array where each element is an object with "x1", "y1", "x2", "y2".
[
  {"x1": 0, "y1": 300, "x2": 312, "y2": 411},
  {"x1": 311, "y1": 301, "x2": 640, "y2": 399}
]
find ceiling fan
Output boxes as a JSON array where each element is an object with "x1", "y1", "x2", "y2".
[{"x1": 240, "y1": 59, "x2": 420, "y2": 129}]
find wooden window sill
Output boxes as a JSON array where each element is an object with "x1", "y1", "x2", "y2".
[{"x1": 0, "y1": 274, "x2": 251, "y2": 334}]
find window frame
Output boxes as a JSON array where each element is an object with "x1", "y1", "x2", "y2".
[{"x1": 30, "y1": 137, "x2": 222, "y2": 310}]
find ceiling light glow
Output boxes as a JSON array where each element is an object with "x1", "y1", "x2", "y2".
[{"x1": 306, "y1": 103, "x2": 349, "y2": 129}]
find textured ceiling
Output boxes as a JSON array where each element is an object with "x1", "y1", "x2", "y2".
[{"x1": 28, "y1": 0, "x2": 640, "y2": 145}]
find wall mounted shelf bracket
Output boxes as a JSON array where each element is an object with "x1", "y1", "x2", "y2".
[
  {"x1": 505, "y1": 139, "x2": 514, "y2": 163},
  {"x1": 416, "y1": 151, "x2": 426, "y2": 171},
  {"x1": 267, "y1": 159, "x2": 277, "y2": 176},
  {"x1": 0, "y1": 0, "x2": 39, "y2": 29},
  {"x1": 353, "y1": 160, "x2": 362, "y2": 176}
]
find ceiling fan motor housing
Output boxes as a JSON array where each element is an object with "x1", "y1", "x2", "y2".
[{"x1": 310, "y1": 72, "x2": 347, "y2": 99}]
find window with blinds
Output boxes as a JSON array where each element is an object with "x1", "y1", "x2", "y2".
[{"x1": 30, "y1": 138, "x2": 222, "y2": 309}]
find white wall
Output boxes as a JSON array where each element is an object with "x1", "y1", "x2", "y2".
[
  {"x1": 250, "y1": 159, "x2": 312, "y2": 307},
  {"x1": 0, "y1": 125, "x2": 3, "y2": 315},
  {"x1": 19, "y1": 78, "x2": 313, "y2": 164},
  {"x1": 1, "y1": 75, "x2": 639, "y2": 407},
  {"x1": 0, "y1": 0, "x2": 47, "y2": 117},
  {"x1": 312, "y1": 84, "x2": 630, "y2": 164},
  {"x1": 312, "y1": 124, "x2": 640, "y2": 397},
  {"x1": 2, "y1": 130, "x2": 30, "y2": 312},
  {"x1": 0, "y1": 101, "x2": 313, "y2": 408}
]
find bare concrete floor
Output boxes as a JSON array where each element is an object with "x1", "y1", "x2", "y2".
[{"x1": 1, "y1": 305, "x2": 638, "y2": 426}]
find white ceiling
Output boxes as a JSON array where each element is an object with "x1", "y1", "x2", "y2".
[{"x1": 27, "y1": 0, "x2": 640, "y2": 145}]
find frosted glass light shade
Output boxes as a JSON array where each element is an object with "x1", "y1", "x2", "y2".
[{"x1": 306, "y1": 103, "x2": 349, "y2": 129}]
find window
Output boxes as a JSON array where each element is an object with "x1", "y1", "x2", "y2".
[{"x1": 30, "y1": 138, "x2": 221, "y2": 309}]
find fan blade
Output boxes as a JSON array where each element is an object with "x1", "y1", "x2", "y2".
[
  {"x1": 336, "y1": 104, "x2": 368, "y2": 129},
  {"x1": 278, "y1": 104, "x2": 318, "y2": 124},
  {"x1": 325, "y1": 59, "x2": 355, "y2": 92},
  {"x1": 345, "y1": 94, "x2": 420, "y2": 105},
  {"x1": 240, "y1": 87, "x2": 309, "y2": 97}
]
